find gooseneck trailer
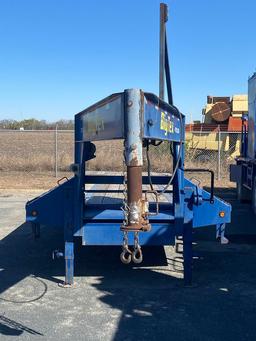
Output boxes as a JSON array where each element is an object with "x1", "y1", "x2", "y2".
[
  {"x1": 25, "y1": 3, "x2": 231, "y2": 286},
  {"x1": 230, "y1": 73, "x2": 256, "y2": 214}
]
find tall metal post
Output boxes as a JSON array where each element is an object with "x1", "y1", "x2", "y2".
[
  {"x1": 124, "y1": 89, "x2": 143, "y2": 230},
  {"x1": 183, "y1": 221, "x2": 193, "y2": 286},
  {"x1": 217, "y1": 126, "x2": 221, "y2": 180},
  {"x1": 159, "y1": 3, "x2": 168, "y2": 100},
  {"x1": 173, "y1": 115, "x2": 185, "y2": 234},
  {"x1": 64, "y1": 241, "x2": 74, "y2": 285},
  {"x1": 62, "y1": 115, "x2": 85, "y2": 286},
  {"x1": 55, "y1": 124, "x2": 58, "y2": 178},
  {"x1": 122, "y1": 89, "x2": 150, "y2": 232}
]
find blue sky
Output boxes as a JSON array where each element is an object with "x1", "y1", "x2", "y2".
[{"x1": 0, "y1": 0, "x2": 255, "y2": 122}]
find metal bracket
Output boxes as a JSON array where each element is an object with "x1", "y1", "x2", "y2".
[
  {"x1": 193, "y1": 185, "x2": 203, "y2": 206},
  {"x1": 57, "y1": 177, "x2": 68, "y2": 186},
  {"x1": 70, "y1": 163, "x2": 80, "y2": 175}
]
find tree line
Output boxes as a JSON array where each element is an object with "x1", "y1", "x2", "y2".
[{"x1": 0, "y1": 118, "x2": 74, "y2": 130}]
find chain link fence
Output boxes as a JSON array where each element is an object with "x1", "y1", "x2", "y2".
[
  {"x1": 0, "y1": 129, "x2": 241, "y2": 186},
  {"x1": 185, "y1": 131, "x2": 242, "y2": 180}
]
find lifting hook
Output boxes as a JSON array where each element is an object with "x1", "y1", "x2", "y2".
[
  {"x1": 120, "y1": 231, "x2": 143, "y2": 264},
  {"x1": 132, "y1": 231, "x2": 143, "y2": 264},
  {"x1": 120, "y1": 231, "x2": 132, "y2": 264},
  {"x1": 120, "y1": 250, "x2": 132, "y2": 264},
  {"x1": 132, "y1": 248, "x2": 143, "y2": 264}
]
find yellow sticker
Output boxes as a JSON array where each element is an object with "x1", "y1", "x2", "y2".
[{"x1": 160, "y1": 112, "x2": 174, "y2": 135}]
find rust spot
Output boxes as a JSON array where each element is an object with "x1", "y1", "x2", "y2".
[
  {"x1": 127, "y1": 166, "x2": 142, "y2": 204},
  {"x1": 121, "y1": 165, "x2": 151, "y2": 232}
]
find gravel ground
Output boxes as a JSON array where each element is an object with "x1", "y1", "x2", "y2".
[{"x1": 0, "y1": 187, "x2": 256, "y2": 340}]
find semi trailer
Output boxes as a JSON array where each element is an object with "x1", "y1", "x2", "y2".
[{"x1": 230, "y1": 73, "x2": 256, "y2": 214}]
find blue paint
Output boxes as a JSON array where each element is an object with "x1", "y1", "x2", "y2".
[
  {"x1": 65, "y1": 242, "x2": 74, "y2": 285},
  {"x1": 79, "y1": 223, "x2": 175, "y2": 246},
  {"x1": 124, "y1": 89, "x2": 143, "y2": 165},
  {"x1": 144, "y1": 100, "x2": 182, "y2": 142},
  {"x1": 26, "y1": 177, "x2": 75, "y2": 229},
  {"x1": 184, "y1": 178, "x2": 231, "y2": 227},
  {"x1": 25, "y1": 88, "x2": 232, "y2": 286}
]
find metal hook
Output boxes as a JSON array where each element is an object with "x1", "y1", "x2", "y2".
[
  {"x1": 120, "y1": 251, "x2": 132, "y2": 264},
  {"x1": 132, "y1": 248, "x2": 143, "y2": 264}
]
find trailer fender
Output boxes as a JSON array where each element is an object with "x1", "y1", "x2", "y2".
[
  {"x1": 184, "y1": 178, "x2": 231, "y2": 228},
  {"x1": 26, "y1": 177, "x2": 75, "y2": 229}
]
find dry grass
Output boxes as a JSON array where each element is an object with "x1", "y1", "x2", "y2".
[
  {"x1": 0, "y1": 132, "x2": 173, "y2": 173},
  {"x1": 0, "y1": 171, "x2": 70, "y2": 190},
  {"x1": 0, "y1": 131, "x2": 235, "y2": 189},
  {"x1": 0, "y1": 131, "x2": 73, "y2": 172}
]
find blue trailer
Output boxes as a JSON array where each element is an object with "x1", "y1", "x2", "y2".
[
  {"x1": 230, "y1": 73, "x2": 256, "y2": 214},
  {"x1": 25, "y1": 3, "x2": 231, "y2": 286}
]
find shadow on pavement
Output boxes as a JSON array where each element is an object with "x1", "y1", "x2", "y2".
[{"x1": 0, "y1": 315, "x2": 43, "y2": 336}]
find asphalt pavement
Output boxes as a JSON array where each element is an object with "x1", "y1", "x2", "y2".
[{"x1": 0, "y1": 188, "x2": 256, "y2": 341}]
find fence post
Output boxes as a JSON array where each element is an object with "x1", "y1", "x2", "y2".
[
  {"x1": 217, "y1": 126, "x2": 221, "y2": 180},
  {"x1": 55, "y1": 124, "x2": 58, "y2": 178}
]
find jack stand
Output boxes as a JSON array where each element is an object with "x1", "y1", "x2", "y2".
[{"x1": 216, "y1": 223, "x2": 229, "y2": 244}]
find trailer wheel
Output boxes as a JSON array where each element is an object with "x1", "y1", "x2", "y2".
[
  {"x1": 237, "y1": 182, "x2": 251, "y2": 202},
  {"x1": 252, "y1": 177, "x2": 256, "y2": 215}
]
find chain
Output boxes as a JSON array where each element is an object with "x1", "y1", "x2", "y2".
[
  {"x1": 122, "y1": 231, "x2": 131, "y2": 254},
  {"x1": 134, "y1": 231, "x2": 140, "y2": 250},
  {"x1": 132, "y1": 231, "x2": 143, "y2": 264},
  {"x1": 120, "y1": 231, "x2": 132, "y2": 264},
  {"x1": 121, "y1": 142, "x2": 129, "y2": 226},
  {"x1": 120, "y1": 142, "x2": 131, "y2": 263}
]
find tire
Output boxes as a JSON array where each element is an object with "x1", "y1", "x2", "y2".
[
  {"x1": 237, "y1": 182, "x2": 251, "y2": 202},
  {"x1": 252, "y1": 177, "x2": 256, "y2": 215}
]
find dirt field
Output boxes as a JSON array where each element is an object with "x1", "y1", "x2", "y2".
[
  {"x1": 0, "y1": 131, "x2": 73, "y2": 172},
  {"x1": 0, "y1": 172, "x2": 72, "y2": 190},
  {"x1": 0, "y1": 132, "x2": 130, "y2": 172}
]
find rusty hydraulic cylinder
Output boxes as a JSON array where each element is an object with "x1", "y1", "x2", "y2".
[
  {"x1": 121, "y1": 89, "x2": 150, "y2": 232},
  {"x1": 127, "y1": 166, "x2": 143, "y2": 228}
]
